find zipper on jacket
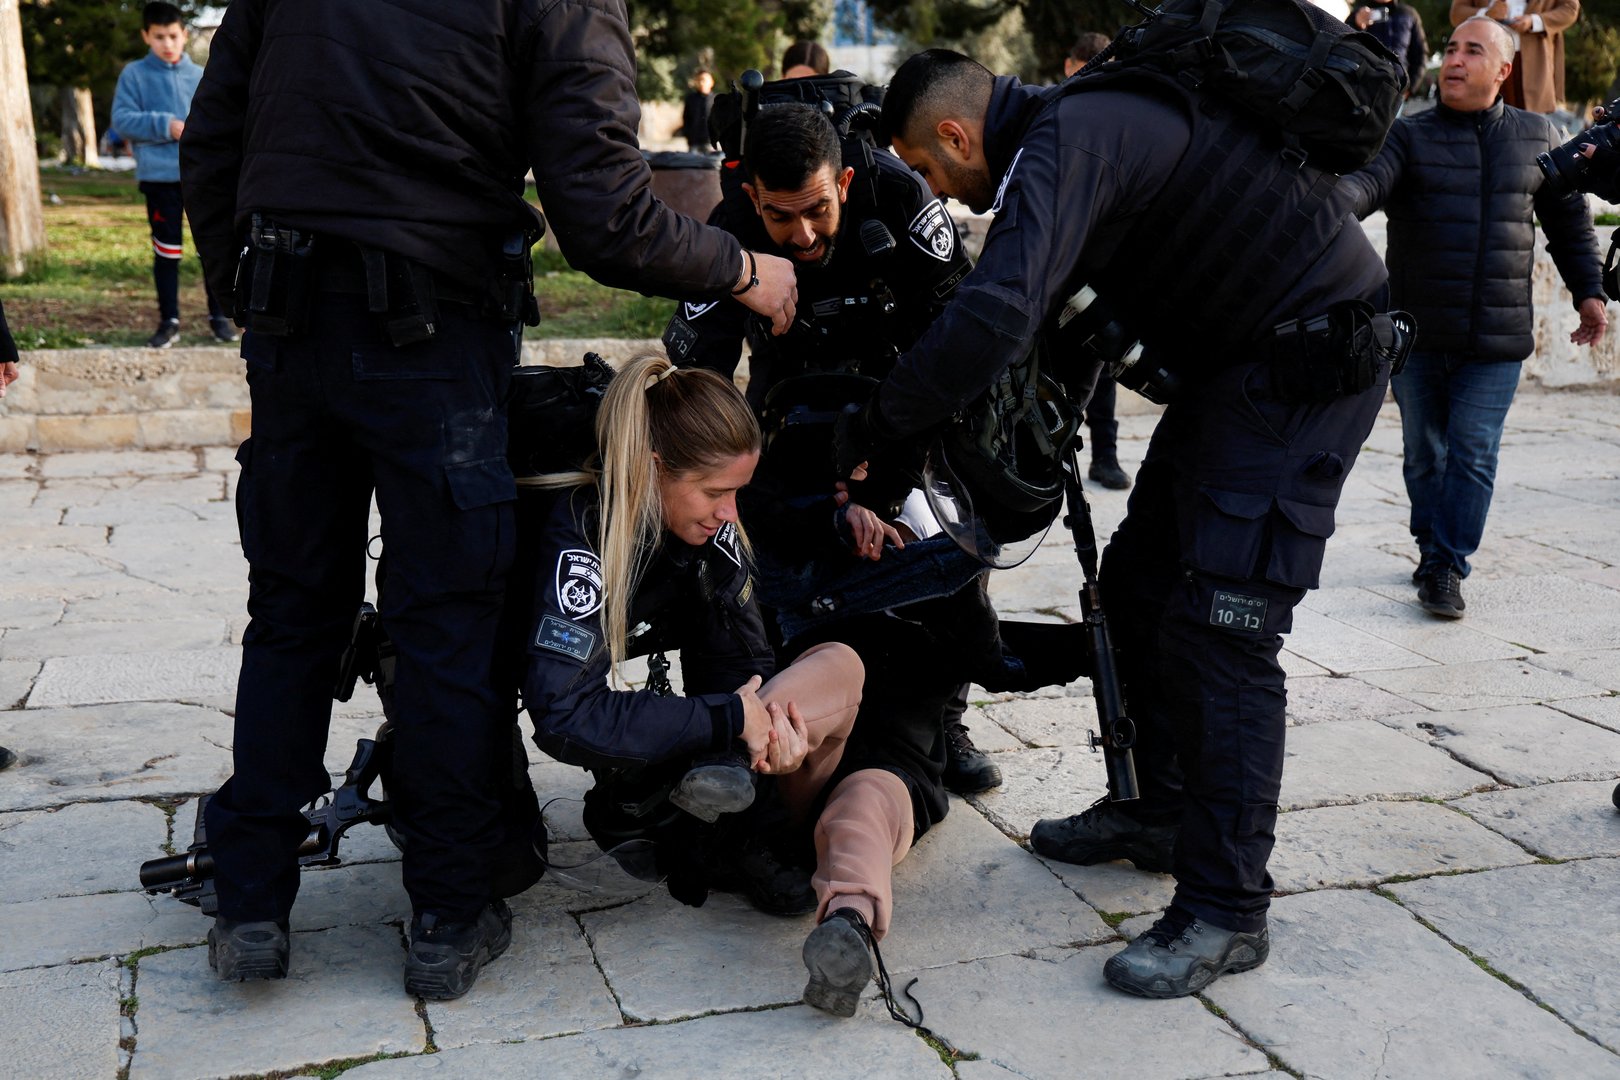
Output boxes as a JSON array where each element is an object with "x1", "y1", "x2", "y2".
[{"x1": 1469, "y1": 112, "x2": 1491, "y2": 357}]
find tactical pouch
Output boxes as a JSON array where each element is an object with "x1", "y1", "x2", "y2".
[
  {"x1": 1266, "y1": 298, "x2": 1409, "y2": 404},
  {"x1": 358, "y1": 247, "x2": 441, "y2": 348},
  {"x1": 233, "y1": 213, "x2": 316, "y2": 337}
]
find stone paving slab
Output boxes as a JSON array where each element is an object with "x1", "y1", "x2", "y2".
[
  {"x1": 1278, "y1": 718, "x2": 1497, "y2": 809},
  {"x1": 1358, "y1": 657, "x2": 1609, "y2": 713},
  {"x1": 1035, "y1": 853, "x2": 1176, "y2": 917},
  {"x1": 0, "y1": 890, "x2": 204, "y2": 972},
  {"x1": 981, "y1": 691, "x2": 1097, "y2": 747},
  {"x1": 55, "y1": 477, "x2": 229, "y2": 526},
  {"x1": 130, "y1": 924, "x2": 426, "y2": 1080},
  {"x1": 1278, "y1": 648, "x2": 1330, "y2": 678},
  {"x1": 964, "y1": 746, "x2": 1108, "y2": 839},
  {"x1": 1282, "y1": 673, "x2": 1424, "y2": 726},
  {"x1": 0, "y1": 702, "x2": 234, "y2": 811},
  {"x1": 1389, "y1": 859, "x2": 1620, "y2": 1055},
  {"x1": 1378, "y1": 704, "x2": 1620, "y2": 786},
  {"x1": 27, "y1": 647, "x2": 241, "y2": 707},
  {"x1": 1523, "y1": 648, "x2": 1620, "y2": 692},
  {"x1": 3, "y1": 547, "x2": 130, "y2": 600},
  {"x1": 1449, "y1": 781, "x2": 1620, "y2": 859},
  {"x1": 1551, "y1": 693, "x2": 1620, "y2": 734},
  {"x1": 0, "y1": 960, "x2": 123, "y2": 1080},
  {"x1": 1365, "y1": 573, "x2": 1620, "y2": 653},
  {"x1": 0, "y1": 595, "x2": 64, "y2": 629},
  {"x1": 916, "y1": 948, "x2": 1268, "y2": 1080},
  {"x1": 1283, "y1": 606, "x2": 1437, "y2": 674},
  {"x1": 0, "y1": 521, "x2": 110, "y2": 547},
  {"x1": 1299, "y1": 586, "x2": 1530, "y2": 665},
  {"x1": 0, "y1": 800, "x2": 170, "y2": 903},
  {"x1": 106, "y1": 522, "x2": 244, "y2": 593},
  {"x1": 343, "y1": 1005, "x2": 952, "y2": 1079},
  {"x1": 960, "y1": 702, "x2": 1024, "y2": 753},
  {"x1": 1204, "y1": 889, "x2": 1620, "y2": 1079},
  {"x1": 424, "y1": 900, "x2": 621, "y2": 1049},
  {"x1": 1268, "y1": 801, "x2": 1534, "y2": 893},
  {"x1": 0, "y1": 617, "x2": 227, "y2": 660},
  {"x1": 0, "y1": 657, "x2": 39, "y2": 708},
  {"x1": 38, "y1": 450, "x2": 200, "y2": 478}
]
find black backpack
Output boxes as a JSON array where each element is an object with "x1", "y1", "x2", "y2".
[{"x1": 1085, "y1": 0, "x2": 1405, "y2": 173}]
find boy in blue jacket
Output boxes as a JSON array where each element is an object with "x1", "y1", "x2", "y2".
[{"x1": 112, "y1": 2, "x2": 233, "y2": 348}]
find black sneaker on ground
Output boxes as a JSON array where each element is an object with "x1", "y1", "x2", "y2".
[
  {"x1": 403, "y1": 900, "x2": 513, "y2": 1000},
  {"x1": 668, "y1": 753, "x2": 756, "y2": 823},
  {"x1": 1029, "y1": 796, "x2": 1178, "y2": 872},
  {"x1": 208, "y1": 917, "x2": 290, "y2": 981},
  {"x1": 209, "y1": 317, "x2": 240, "y2": 343},
  {"x1": 1103, "y1": 910, "x2": 1269, "y2": 998},
  {"x1": 1417, "y1": 568, "x2": 1465, "y2": 619},
  {"x1": 146, "y1": 319, "x2": 181, "y2": 349},
  {"x1": 802, "y1": 908, "x2": 876, "y2": 1017},
  {"x1": 943, "y1": 722, "x2": 1002, "y2": 795},
  {"x1": 1088, "y1": 457, "x2": 1131, "y2": 490},
  {"x1": 0, "y1": 745, "x2": 15, "y2": 771}
]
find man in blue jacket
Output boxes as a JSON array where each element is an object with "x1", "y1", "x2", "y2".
[
  {"x1": 111, "y1": 2, "x2": 232, "y2": 348},
  {"x1": 1339, "y1": 16, "x2": 1607, "y2": 619}
]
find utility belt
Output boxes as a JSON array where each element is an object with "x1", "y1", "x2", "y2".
[
  {"x1": 1258, "y1": 299, "x2": 1415, "y2": 404},
  {"x1": 1058, "y1": 285, "x2": 1414, "y2": 406},
  {"x1": 232, "y1": 214, "x2": 540, "y2": 346}
]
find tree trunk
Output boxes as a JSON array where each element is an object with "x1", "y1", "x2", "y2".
[
  {"x1": 59, "y1": 85, "x2": 101, "y2": 168},
  {"x1": 0, "y1": 0, "x2": 45, "y2": 278}
]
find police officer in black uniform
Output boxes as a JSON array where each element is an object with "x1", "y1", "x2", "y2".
[
  {"x1": 179, "y1": 0, "x2": 800, "y2": 999},
  {"x1": 841, "y1": 49, "x2": 1398, "y2": 998},
  {"x1": 662, "y1": 102, "x2": 1004, "y2": 795}
]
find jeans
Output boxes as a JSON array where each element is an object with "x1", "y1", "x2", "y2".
[{"x1": 1390, "y1": 351, "x2": 1522, "y2": 578}]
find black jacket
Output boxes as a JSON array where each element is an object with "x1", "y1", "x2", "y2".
[
  {"x1": 872, "y1": 76, "x2": 1387, "y2": 437},
  {"x1": 1339, "y1": 100, "x2": 1603, "y2": 362},
  {"x1": 522, "y1": 486, "x2": 774, "y2": 773},
  {"x1": 663, "y1": 144, "x2": 972, "y2": 392},
  {"x1": 181, "y1": 0, "x2": 744, "y2": 305}
]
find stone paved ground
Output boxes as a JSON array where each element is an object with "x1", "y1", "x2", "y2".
[{"x1": 2, "y1": 391, "x2": 1619, "y2": 1079}]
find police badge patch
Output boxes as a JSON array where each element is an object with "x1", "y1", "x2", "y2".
[
  {"x1": 555, "y1": 549, "x2": 605, "y2": 619},
  {"x1": 684, "y1": 300, "x2": 718, "y2": 320},
  {"x1": 908, "y1": 200, "x2": 956, "y2": 262}
]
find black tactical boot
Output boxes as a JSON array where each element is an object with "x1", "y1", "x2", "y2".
[
  {"x1": 0, "y1": 745, "x2": 15, "y2": 771},
  {"x1": 943, "y1": 722, "x2": 1002, "y2": 795},
  {"x1": 669, "y1": 751, "x2": 756, "y2": 823},
  {"x1": 802, "y1": 908, "x2": 876, "y2": 1017},
  {"x1": 1103, "y1": 910, "x2": 1269, "y2": 998},
  {"x1": 1029, "y1": 796, "x2": 1178, "y2": 872},
  {"x1": 1088, "y1": 456, "x2": 1131, "y2": 490},
  {"x1": 403, "y1": 900, "x2": 513, "y2": 1000},
  {"x1": 208, "y1": 917, "x2": 290, "y2": 981}
]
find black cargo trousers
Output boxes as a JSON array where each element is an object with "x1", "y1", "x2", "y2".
[
  {"x1": 205, "y1": 291, "x2": 522, "y2": 924},
  {"x1": 1098, "y1": 352, "x2": 1390, "y2": 933}
]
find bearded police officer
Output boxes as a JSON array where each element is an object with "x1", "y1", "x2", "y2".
[
  {"x1": 181, "y1": 0, "x2": 798, "y2": 999},
  {"x1": 840, "y1": 48, "x2": 1399, "y2": 997},
  {"x1": 662, "y1": 103, "x2": 1005, "y2": 795}
]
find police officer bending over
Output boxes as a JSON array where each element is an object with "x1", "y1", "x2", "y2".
[
  {"x1": 842, "y1": 48, "x2": 1397, "y2": 997},
  {"x1": 180, "y1": 0, "x2": 799, "y2": 999},
  {"x1": 664, "y1": 102, "x2": 1005, "y2": 796}
]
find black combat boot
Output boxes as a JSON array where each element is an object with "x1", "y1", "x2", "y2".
[
  {"x1": 1030, "y1": 796, "x2": 1178, "y2": 872},
  {"x1": 208, "y1": 917, "x2": 290, "y2": 981},
  {"x1": 669, "y1": 750, "x2": 755, "y2": 823},
  {"x1": 1103, "y1": 909, "x2": 1269, "y2": 998},
  {"x1": 1088, "y1": 456, "x2": 1131, "y2": 490},
  {"x1": 802, "y1": 908, "x2": 877, "y2": 1017},
  {"x1": 402, "y1": 900, "x2": 512, "y2": 1000},
  {"x1": 943, "y1": 722, "x2": 1002, "y2": 795}
]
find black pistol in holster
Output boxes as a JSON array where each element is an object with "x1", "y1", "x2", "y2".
[
  {"x1": 234, "y1": 213, "x2": 317, "y2": 337},
  {"x1": 1061, "y1": 443, "x2": 1140, "y2": 802}
]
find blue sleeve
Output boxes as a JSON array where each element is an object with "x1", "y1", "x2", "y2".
[
  {"x1": 111, "y1": 64, "x2": 175, "y2": 144},
  {"x1": 523, "y1": 492, "x2": 742, "y2": 771}
]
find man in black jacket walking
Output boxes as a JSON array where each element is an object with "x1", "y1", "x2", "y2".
[
  {"x1": 180, "y1": 0, "x2": 800, "y2": 999},
  {"x1": 1339, "y1": 15, "x2": 1606, "y2": 619}
]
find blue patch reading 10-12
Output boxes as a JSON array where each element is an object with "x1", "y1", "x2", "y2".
[
  {"x1": 1209, "y1": 590, "x2": 1267, "y2": 633},
  {"x1": 536, "y1": 615, "x2": 596, "y2": 662}
]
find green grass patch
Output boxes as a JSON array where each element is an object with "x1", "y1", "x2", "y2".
[
  {"x1": 1098, "y1": 910, "x2": 1132, "y2": 928},
  {"x1": 4, "y1": 167, "x2": 679, "y2": 349}
]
